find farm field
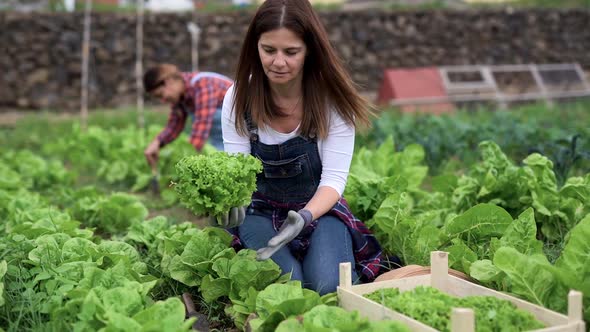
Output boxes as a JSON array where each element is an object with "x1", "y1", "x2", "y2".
[{"x1": 0, "y1": 101, "x2": 588, "y2": 331}]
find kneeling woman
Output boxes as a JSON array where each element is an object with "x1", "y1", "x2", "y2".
[{"x1": 219, "y1": 0, "x2": 382, "y2": 295}]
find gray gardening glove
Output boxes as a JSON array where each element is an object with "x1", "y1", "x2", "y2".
[
  {"x1": 209, "y1": 206, "x2": 246, "y2": 228},
  {"x1": 256, "y1": 209, "x2": 313, "y2": 261}
]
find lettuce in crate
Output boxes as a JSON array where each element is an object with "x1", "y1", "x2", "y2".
[{"x1": 174, "y1": 152, "x2": 262, "y2": 222}]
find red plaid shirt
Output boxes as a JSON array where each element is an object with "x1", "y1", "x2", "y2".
[{"x1": 157, "y1": 72, "x2": 232, "y2": 151}]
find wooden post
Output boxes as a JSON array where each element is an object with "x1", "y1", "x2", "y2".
[
  {"x1": 136, "y1": 0, "x2": 145, "y2": 131},
  {"x1": 567, "y1": 290, "x2": 583, "y2": 323},
  {"x1": 190, "y1": 3, "x2": 201, "y2": 71},
  {"x1": 430, "y1": 251, "x2": 448, "y2": 292},
  {"x1": 80, "y1": 0, "x2": 92, "y2": 131},
  {"x1": 187, "y1": 22, "x2": 201, "y2": 72},
  {"x1": 339, "y1": 262, "x2": 352, "y2": 290},
  {"x1": 451, "y1": 308, "x2": 475, "y2": 332}
]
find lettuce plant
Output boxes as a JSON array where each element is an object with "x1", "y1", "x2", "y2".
[{"x1": 174, "y1": 152, "x2": 261, "y2": 221}]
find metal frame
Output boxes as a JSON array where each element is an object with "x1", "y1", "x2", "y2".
[{"x1": 390, "y1": 63, "x2": 590, "y2": 109}]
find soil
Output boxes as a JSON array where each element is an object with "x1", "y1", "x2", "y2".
[{"x1": 0, "y1": 111, "x2": 28, "y2": 126}]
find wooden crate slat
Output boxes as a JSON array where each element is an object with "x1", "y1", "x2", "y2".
[
  {"x1": 451, "y1": 308, "x2": 475, "y2": 332},
  {"x1": 431, "y1": 251, "x2": 449, "y2": 291},
  {"x1": 349, "y1": 274, "x2": 430, "y2": 295},
  {"x1": 568, "y1": 291, "x2": 583, "y2": 323},
  {"x1": 530, "y1": 323, "x2": 585, "y2": 332}
]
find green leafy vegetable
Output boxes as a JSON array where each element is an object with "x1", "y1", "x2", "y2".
[
  {"x1": 275, "y1": 304, "x2": 411, "y2": 332},
  {"x1": 0, "y1": 261, "x2": 6, "y2": 307},
  {"x1": 365, "y1": 286, "x2": 544, "y2": 332},
  {"x1": 174, "y1": 152, "x2": 262, "y2": 221}
]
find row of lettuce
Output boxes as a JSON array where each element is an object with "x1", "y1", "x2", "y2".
[
  {"x1": 0, "y1": 149, "x2": 407, "y2": 331},
  {"x1": 359, "y1": 102, "x2": 590, "y2": 181},
  {"x1": 4, "y1": 101, "x2": 588, "y2": 204}
]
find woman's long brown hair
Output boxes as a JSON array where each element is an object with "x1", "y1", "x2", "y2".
[{"x1": 232, "y1": 0, "x2": 372, "y2": 139}]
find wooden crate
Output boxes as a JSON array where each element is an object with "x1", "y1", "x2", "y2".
[{"x1": 338, "y1": 251, "x2": 585, "y2": 332}]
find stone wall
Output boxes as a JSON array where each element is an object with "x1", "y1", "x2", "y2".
[{"x1": 1, "y1": 9, "x2": 589, "y2": 110}]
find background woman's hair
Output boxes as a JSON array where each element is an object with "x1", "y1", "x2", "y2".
[
  {"x1": 232, "y1": 0, "x2": 373, "y2": 138},
  {"x1": 143, "y1": 63, "x2": 182, "y2": 93}
]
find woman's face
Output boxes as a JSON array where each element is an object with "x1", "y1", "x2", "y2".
[
  {"x1": 151, "y1": 77, "x2": 184, "y2": 104},
  {"x1": 258, "y1": 27, "x2": 307, "y2": 86}
]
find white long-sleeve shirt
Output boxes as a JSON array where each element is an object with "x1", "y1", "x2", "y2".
[{"x1": 221, "y1": 84, "x2": 354, "y2": 196}]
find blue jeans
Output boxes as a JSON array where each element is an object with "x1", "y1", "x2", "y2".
[{"x1": 238, "y1": 213, "x2": 359, "y2": 295}]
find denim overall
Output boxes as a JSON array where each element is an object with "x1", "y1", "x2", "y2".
[{"x1": 237, "y1": 114, "x2": 358, "y2": 295}]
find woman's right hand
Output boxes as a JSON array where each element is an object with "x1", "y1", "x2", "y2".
[{"x1": 209, "y1": 206, "x2": 246, "y2": 228}]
